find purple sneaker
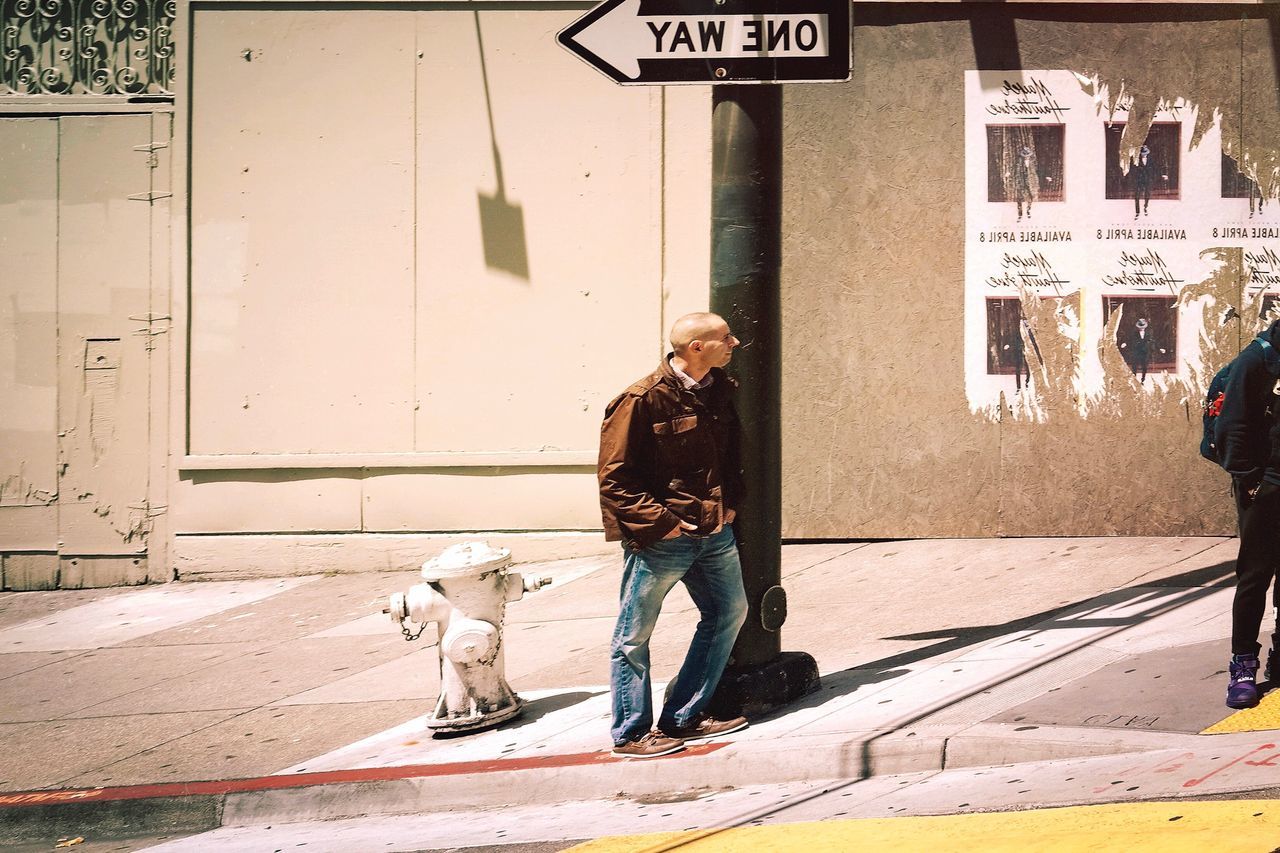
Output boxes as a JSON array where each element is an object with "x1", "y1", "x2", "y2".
[{"x1": 1227, "y1": 654, "x2": 1261, "y2": 709}]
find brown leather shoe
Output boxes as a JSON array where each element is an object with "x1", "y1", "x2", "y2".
[
  {"x1": 611, "y1": 730, "x2": 686, "y2": 759},
  {"x1": 660, "y1": 714, "x2": 748, "y2": 741}
]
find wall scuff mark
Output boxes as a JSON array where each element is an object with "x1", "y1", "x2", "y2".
[
  {"x1": 83, "y1": 338, "x2": 122, "y2": 464},
  {"x1": 0, "y1": 469, "x2": 57, "y2": 506}
]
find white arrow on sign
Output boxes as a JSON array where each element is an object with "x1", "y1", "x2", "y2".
[{"x1": 563, "y1": 0, "x2": 831, "y2": 81}]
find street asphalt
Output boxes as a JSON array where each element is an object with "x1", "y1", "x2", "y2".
[{"x1": 1, "y1": 535, "x2": 1278, "y2": 849}]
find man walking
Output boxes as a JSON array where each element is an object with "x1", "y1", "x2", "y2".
[
  {"x1": 1120, "y1": 317, "x2": 1162, "y2": 384},
  {"x1": 598, "y1": 312, "x2": 750, "y2": 758},
  {"x1": 1013, "y1": 144, "x2": 1035, "y2": 222},
  {"x1": 1216, "y1": 317, "x2": 1280, "y2": 708},
  {"x1": 1132, "y1": 144, "x2": 1158, "y2": 219}
]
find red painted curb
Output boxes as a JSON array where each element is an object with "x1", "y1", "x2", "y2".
[{"x1": 0, "y1": 743, "x2": 727, "y2": 809}]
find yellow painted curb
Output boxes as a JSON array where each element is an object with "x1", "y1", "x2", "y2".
[
  {"x1": 1202, "y1": 688, "x2": 1280, "y2": 734},
  {"x1": 566, "y1": 800, "x2": 1280, "y2": 852}
]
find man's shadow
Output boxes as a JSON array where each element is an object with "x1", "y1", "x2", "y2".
[
  {"x1": 664, "y1": 559, "x2": 1244, "y2": 852},
  {"x1": 752, "y1": 559, "x2": 1237, "y2": 724}
]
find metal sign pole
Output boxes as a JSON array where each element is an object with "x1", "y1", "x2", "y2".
[{"x1": 709, "y1": 84, "x2": 819, "y2": 717}]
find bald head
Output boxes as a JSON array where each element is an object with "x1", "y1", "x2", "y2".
[
  {"x1": 668, "y1": 312, "x2": 739, "y2": 379},
  {"x1": 670, "y1": 312, "x2": 727, "y2": 355}
]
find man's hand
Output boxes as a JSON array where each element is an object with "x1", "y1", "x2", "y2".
[
  {"x1": 663, "y1": 520, "x2": 698, "y2": 540},
  {"x1": 724, "y1": 509, "x2": 737, "y2": 525},
  {"x1": 1234, "y1": 476, "x2": 1263, "y2": 507}
]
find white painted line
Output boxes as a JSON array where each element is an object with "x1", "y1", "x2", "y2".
[
  {"x1": 0, "y1": 578, "x2": 316, "y2": 652},
  {"x1": 279, "y1": 684, "x2": 614, "y2": 774}
]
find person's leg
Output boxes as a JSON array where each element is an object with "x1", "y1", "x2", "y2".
[
  {"x1": 658, "y1": 527, "x2": 748, "y2": 731},
  {"x1": 1228, "y1": 481, "x2": 1280, "y2": 706},
  {"x1": 610, "y1": 539, "x2": 693, "y2": 745},
  {"x1": 1232, "y1": 482, "x2": 1280, "y2": 656}
]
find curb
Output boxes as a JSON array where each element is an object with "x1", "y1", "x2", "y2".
[
  {"x1": 0, "y1": 795, "x2": 222, "y2": 845},
  {"x1": 0, "y1": 724, "x2": 1223, "y2": 844},
  {"x1": 0, "y1": 745, "x2": 722, "y2": 844}
]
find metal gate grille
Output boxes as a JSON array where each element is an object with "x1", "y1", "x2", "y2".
[{"x1": 1, "y1": 0, "x2": 175, "y2": 96}]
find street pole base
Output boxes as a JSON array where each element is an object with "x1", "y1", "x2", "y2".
[{"x1": 706, "y1": 651, "x2": 820, "y2": 720}]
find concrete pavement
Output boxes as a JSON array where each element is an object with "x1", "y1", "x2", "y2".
[{"x1": 1, "y1": 536, "x2": 1277, "y2": 847}]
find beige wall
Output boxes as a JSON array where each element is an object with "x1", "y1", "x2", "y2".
[
  {"x1": 0, "y1": 118, "x2": 57, "y2": 553},
  {"x1": 781, "y1": 4, "x2": 1280, "y2": 538},
  {"x1": 174, "y1": 3, "x2": 712, "y2": 575},
  {"x1": 16, "y1": 2, "x2": 1265, "y2": 585}
]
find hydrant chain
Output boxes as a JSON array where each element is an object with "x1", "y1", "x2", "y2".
[{"x1": 401, "y1": 621, "x2": 428, "y2": 642}]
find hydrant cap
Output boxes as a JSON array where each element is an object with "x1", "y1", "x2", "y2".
[{"x1": 421, "y1": 541, "x2": 512, "y2": 581}]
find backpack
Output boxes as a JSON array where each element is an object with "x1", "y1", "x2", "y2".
[{"x1": 1201, "y1": 336, "x2": 1274, "y2": 466}]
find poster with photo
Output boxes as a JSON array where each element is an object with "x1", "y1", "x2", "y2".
[
  {"x1": 1245, "y1": 246, "x2": 1280, "y2": 323},
  {"x1": 964, "y1": 70, "x2": 1257, "y2": 418}
]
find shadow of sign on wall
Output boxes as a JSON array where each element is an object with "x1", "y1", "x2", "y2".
[
  {"x1": 475, "y1": 12, "x2": 529, "y2": 281},
  {"x1": 478, "y1": 182, "x2": 529, "y2": 280}
]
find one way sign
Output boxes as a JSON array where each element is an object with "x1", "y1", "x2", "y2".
[{"x1": 557, "y1": 0, "x2": 850, "y2": 85}]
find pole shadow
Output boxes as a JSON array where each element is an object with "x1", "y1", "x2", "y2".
[{"x1": 474, "y1": 12, "x2": 530, "y2": 281}]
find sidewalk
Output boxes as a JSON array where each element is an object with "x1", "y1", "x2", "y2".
[{"x1": 1, "y1": 536, "x2": 1278, "y2": 845}]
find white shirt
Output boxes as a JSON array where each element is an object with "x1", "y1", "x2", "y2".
[{"x1": 671, "y1": 360, "x2": 715, "y2": 392}]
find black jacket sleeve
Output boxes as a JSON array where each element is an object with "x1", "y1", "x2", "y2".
[{"x1": 1217, "y1": 344, "x2": 1269, "y2": 487}]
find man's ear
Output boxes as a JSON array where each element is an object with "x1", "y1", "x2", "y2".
[{"x1": 689, "y1": 340, "x2": 704, "y2": 353}]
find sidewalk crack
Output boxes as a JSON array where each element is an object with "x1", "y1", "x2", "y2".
[{"x1": 1118, "y1": 538, "x2": 1234, "y2": 589}]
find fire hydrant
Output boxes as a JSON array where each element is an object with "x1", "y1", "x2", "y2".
[{"x1": 387, "y1": 542, "x2": 550, "y2": 734}]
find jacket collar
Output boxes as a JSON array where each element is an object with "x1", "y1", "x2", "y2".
[
  {"x1": 1262, "y1": 319, "x2": 1280, "y2": 369},
  {"x1": 659, "y1": 354, "x2": 720, "y2": 400},
  {"x1": 1264, "y1": 318, "x2": 1280, "y2": 346}
]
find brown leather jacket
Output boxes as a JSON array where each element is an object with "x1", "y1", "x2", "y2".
[{"x1": 598, "y1": 356, "x2": 744, "y2": 549}]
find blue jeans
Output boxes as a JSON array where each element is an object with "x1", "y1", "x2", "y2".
[{"x1": 610, "y1": 526, "x2": 748, "y2": 745}]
